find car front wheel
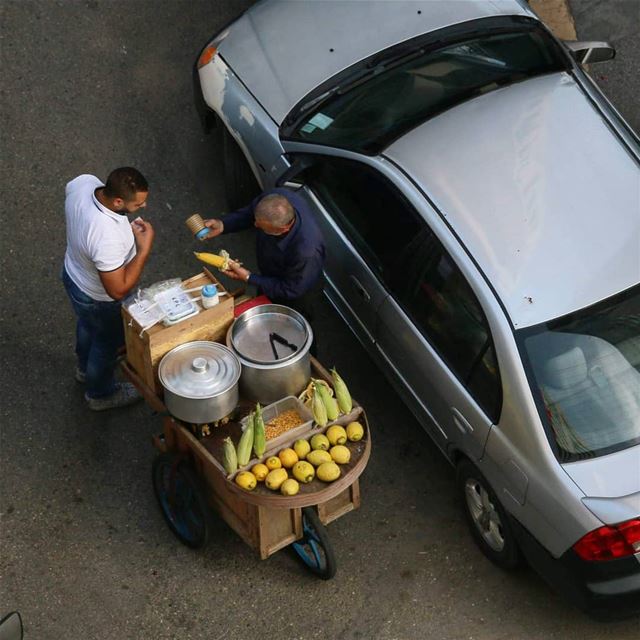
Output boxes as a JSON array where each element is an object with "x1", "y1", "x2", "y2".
[
  {"x1": 457, "y1": 459, "x2": 521, "y2": 570},
  {"x1": 222, "y1": 126, "x2": 261, "y2": 211}
]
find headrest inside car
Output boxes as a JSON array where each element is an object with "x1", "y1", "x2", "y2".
[{"x1": 543, "y1": 347, "x2": 588, "y2": 390}]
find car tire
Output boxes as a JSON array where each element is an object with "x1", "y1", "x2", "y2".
[
  {"x1": 222, "y1": 126, "x2": 261, "y2": 211},
  {"x1": 457, "y1": 459, "x2": 521, "y2": 570}
]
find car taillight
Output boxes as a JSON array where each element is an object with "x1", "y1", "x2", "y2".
[
  {"x1": 197, "y1": 45, "x2": 217, "y2": 69},
  {"x1": 573, "y1": 519, "x2": 640, "y2": 561}
]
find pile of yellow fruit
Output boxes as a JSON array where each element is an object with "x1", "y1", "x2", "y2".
[{"x1": 234, "y1": 421, "x2": 365, "y2": 494}]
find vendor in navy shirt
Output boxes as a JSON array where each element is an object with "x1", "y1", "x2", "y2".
[{"x1": 203, "y1": 188, "x2": 325, "y2": 350}]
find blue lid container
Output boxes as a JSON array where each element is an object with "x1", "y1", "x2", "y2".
[{"x1": 202, "y1": 284, "x2": 218, "y2": 298}]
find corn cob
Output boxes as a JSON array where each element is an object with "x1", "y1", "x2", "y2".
[
  {"x1": 193, "y1": 251, "x2": 230, "y2": 270},
  {"x1": 311, "y1": 385, "x2": 328, "y2": 427},
  {"x1": 237, "y1": 413, "x2": 255, "y2": 467},
  {"x1": 222, "y1": 437, "x2": 238, "y2": 475},
  {"x1": 298, "y1": 378, "x2": 331, "y2": 404},
  {"x1": 331, "y1": 368, "x2": 352, "y2": 414},
  {"x1": 253, "y1": 403, "x2": 266, "y2": 458},
  {"x1": 314, "y1": 378, "x2": 339, "y2": 421}
]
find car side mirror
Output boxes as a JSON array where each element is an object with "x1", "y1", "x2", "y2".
[
  {"x1": 0, "y1": 612, "x2": 23, "y2": 640},
  {"x1": 276, "y1": 154, "x2": 316, "y2": 188},
  {"x1": 564, "y1": 41, "x2": 616, "y2": 64}
]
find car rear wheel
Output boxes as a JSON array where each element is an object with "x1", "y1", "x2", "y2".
[{"x1": 457, "y1": 459, "x2": 521, "y2": 569}]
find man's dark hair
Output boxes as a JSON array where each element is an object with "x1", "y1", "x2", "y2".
[
  {"x1": 103, "y1": 167, "x2": 148, "y2": 200},
  {"x1": 255, "y1": 194, "x2": 295, "y2": 227}
]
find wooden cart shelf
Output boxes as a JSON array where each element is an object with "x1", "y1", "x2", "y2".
[{"x1": 122, "y1": 355, "x2": 371, "y2": 562}]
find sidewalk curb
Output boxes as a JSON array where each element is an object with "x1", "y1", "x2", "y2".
[{"x1": 529, "y1": 0, "x2": 577, "y2": 40}]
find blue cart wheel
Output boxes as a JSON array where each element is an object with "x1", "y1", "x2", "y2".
[
  {"x1": 291, "y1": 507, "x2": 337, "y2": 579},
  {"x1": 152, "y1": 453, "x2": 212, "y2": 549}
]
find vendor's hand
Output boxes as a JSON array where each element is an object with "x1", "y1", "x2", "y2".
[
  {"x1": 202, "y1": 218, "x2": 224, "y2": 240},
  {"x1": 221, "y1": 259, "x2": 251, "y2": 282},
  {"x1": 132, "y1": 217, "x2": 155, "y2": 255}
]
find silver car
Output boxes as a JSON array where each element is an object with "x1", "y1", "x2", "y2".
[{"x1": 194, "y1": 0, "x2": 640, "y2": 618}]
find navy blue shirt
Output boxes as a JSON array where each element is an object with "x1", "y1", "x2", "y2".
[{"x1": 221, "y1": 188, "x2": 325, "y2": 301}]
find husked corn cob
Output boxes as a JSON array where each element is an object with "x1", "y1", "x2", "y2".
[
  {"x1": 193, "y1": 251, "x2": 230, "y2": 270},
  {"x1": 253, "y1": 403, "x2": 266, "y2": 458},
  {"x1": 237, "y1": 413, "x2": 255, "y2": 467},
  {"x1": 222, "y1": 437, "x2": 238, "y2": 475},
  {"x1": 331, "y1": 368, "x2": 352, "y2": 414},
  {"x1": 311, "y1": 385, "x2": 328, "y2": 427},
  {"x1": 314, "y1": 378, "x2": 339, "y2": 421}
]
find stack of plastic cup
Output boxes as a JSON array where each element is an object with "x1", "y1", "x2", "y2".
[{"x1": 185, "y1": 213, "x2": 210, "y2": 240}]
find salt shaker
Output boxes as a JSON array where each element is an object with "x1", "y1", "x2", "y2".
[{"x1": 201, "y1": 284, "x2": 219, "y2": 308}]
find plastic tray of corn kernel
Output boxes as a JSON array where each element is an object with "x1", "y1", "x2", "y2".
[{"x1": 238, "y1": 395, "x2": 314, "y2": 456}]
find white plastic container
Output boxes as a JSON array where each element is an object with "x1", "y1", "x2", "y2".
[{"x1": 201, "y1": 283, "x2": 219, "y2": 309}]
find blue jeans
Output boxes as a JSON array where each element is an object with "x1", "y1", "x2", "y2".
[{"x1": 62, "y1": 267, "x2": 124, "y2": 398}]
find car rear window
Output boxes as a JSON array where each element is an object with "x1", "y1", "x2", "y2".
[
  {"x1": 286, "y1": 25, "x2": 567, "y2": 154},
  {"x1": 519, "y1": 285, "x2": 640, "y2": 462}
]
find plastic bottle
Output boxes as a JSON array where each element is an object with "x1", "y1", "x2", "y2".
[{"x1": 201, "y1": 284, "x2": 219, "y2": 309}]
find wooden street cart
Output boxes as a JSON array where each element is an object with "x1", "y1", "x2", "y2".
[{"x1": 120, "y1": 272, "x2": 370, "y2": 579}]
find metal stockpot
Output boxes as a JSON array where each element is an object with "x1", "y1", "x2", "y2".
[
  {"x1": 226, "y1": 304, "x2": 313, "y2": 404},
  {"x1": 158, "y1": 341, "x2": 241, "y2": 424}
]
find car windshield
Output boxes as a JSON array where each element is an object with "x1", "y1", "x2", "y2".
[
  {"x1": 287, "y1": 26, "x2": 567, "y2": 154},
  {"x1": 519, "y1": 286, "x2": 640, "y2": 462}
]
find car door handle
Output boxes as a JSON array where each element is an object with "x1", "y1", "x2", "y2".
[
  {"x1": 349, "y1": 275, "x2": 371, "y2": 302},
  {"x1": 451, "y1": 408, "x2": 474, "y2": 435}
]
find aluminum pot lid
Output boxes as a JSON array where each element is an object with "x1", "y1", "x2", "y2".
[
  {"x1": 230, "y1": 304, "x2": 310, "y2": 364},
  {"x1": 158, "y1": 341, "x2": 241, "y2": 399}
]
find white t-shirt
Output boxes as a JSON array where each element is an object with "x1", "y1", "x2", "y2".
[{"x1": 64, "y1": 174, "x2": 136, "y2": 301}]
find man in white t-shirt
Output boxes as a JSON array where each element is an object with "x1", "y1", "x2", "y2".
[{"x1": 62, "y1": 167, "x2": 154, "y2": 411}]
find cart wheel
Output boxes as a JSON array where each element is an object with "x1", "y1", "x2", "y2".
[
  {"x1": 152, "y1": 453, "x2": 212, "y2": 549},
  {"x1": 291, "y1": 507, "x2": 337, "y2": 580}
]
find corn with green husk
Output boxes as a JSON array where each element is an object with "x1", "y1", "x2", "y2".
[
  {"x1": 237, "y1": 412, "x2": 255, "y2": 467},
  {"x1": 298, "y1": 378, "x2": 331, "y2": 403},
  {"x1": 311, "y1": 385, "x2": 328, "y2": 427},
  {"x1": 253, "y1": 403, "x2": 266, "y2": 458},
  {"x1": 331, "y1": 368, "x2": 352, "y2": 414},
  {"x1": 222, "y1": 437, "x2": 238, "y2": 475},
  {"x1": 314, "y1": 378, "x2": 339, "y2": 421}
]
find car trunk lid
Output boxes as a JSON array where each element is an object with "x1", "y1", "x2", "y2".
[{"x1": 563, "y1": 445, "x2": 640, "y2": 522}]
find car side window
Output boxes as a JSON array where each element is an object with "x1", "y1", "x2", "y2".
[
  {"x1": 404, "y1": 236, "x2": 502, "y2": 421},
  {"x1": 301, "y1": 156, "x2": 426, "y2": 291}
]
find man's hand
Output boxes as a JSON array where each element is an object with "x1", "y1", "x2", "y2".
[
  {"x1": 221, "y1": 260, "x2": 251, "y2": 282},
  {"x1": 132, "y1": 217, "x2": 155, "y2": 255},
  {"x1": 100, "y1": 219, "x2": 154, "y2": 300},
  {"x1": 202, "y1": 218, "x2": 224, "y2": 240}
]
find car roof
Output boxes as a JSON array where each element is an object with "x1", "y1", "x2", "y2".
[
  {"x1": 219, "y1": 0, "x2": 532, "y2": 125},
  {"x1": 384, "y1": 72, "x2": 640, "y2": 329}
]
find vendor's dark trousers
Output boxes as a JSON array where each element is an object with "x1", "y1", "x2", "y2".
[{"x1": 62, "y1": 267, "x2": 124, "y2": 399}]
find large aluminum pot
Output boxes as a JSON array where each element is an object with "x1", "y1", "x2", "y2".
[
  {"x1": 226, "y1": 304, "x2": 313, "y2": 404},
  {"x1": 158, "y1": 341, "x2": 241, "y2": 424}
]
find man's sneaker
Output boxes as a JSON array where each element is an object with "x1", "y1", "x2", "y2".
[
  {"x1": 85, "y1": 382, "x2": 141, "y2": 411},
  {"x1": 75, "y1": 367, "x2": 86, "y2": 384}
]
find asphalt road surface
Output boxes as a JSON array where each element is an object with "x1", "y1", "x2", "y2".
[{"x1": 1, "y1": 2, "x2": 638, "y2": 639}]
